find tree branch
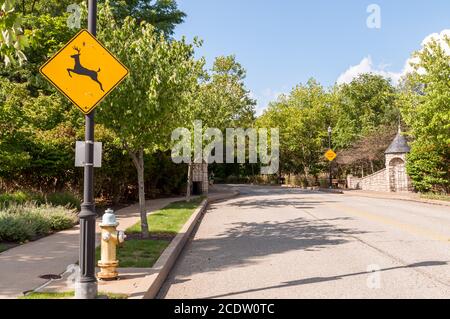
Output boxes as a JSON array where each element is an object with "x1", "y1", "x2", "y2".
[{"x1": 122, "y1": 139, "x2": 140, "y2": 170}]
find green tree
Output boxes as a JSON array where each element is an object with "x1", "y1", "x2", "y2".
[
  {"x1": 18, "y1": 0, "x2": 76, "y2": 15},
  {"x1": 257, "y1": 79, "x2": 331, "y2": 179},
  {"x1": 333, "y1": 74, "x2": 399, "y2": 149},
  {"x1": 184, "y1": 55, "x2": 256, "y2": 199},
  {"x1": 96, "y1": 4, "x2": 203, "y2": 238},
  {"x1": 16, "y1": 1, "x2": 184, "y2": 35},
  {"x1": 99, "y1": 0, "x2": 185, "y2": 35},
  {"x1": 400, "y1": 36, "x2": 450, "y2": 193},
  {"x1": 194, "y1": 55, "x2": 255, "y2": 129}
]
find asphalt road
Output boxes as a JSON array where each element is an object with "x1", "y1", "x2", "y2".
[{"x1": 158, "y1": 185, "x2": 450, "y2": 299}]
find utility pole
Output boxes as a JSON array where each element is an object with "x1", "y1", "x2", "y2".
[
  {"x1": 328, "y1": 126, "x2": 332, "y2": 189},
  {"x1": 75, "y1": 0, "x2": 98, "y2": 299}
]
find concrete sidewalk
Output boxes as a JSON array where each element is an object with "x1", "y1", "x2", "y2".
[{"x1": 0, "y1": 196, "x2": 186, "y2": 299}]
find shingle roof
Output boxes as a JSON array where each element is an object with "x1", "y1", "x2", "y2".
[{"x1": 385, "y1": 130, "x2": 410, "y2": 154}]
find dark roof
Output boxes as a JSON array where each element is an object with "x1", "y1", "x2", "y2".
[{"x1": 385, "y1": 130, "x2": 410, "y2": 154}]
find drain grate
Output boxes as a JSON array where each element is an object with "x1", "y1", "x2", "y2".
[{"x1": 39, "y1": 274, "x2": 62, "y2": 280}]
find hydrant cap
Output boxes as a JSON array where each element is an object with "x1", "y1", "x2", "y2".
[{"x1": 100, "y1": 209, "x2": 119, "y2": 227}]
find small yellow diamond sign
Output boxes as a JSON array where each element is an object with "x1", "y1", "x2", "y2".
[
  {"x1": 40, "y1": 29, "x2": 129, "y2": 114},
  {"x1": 325, "y1": 149, "x2": 337, "y2": 162}
]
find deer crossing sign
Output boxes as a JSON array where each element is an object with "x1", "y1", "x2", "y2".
[{"x1": 40, "y1": 29, "x2": 129, "y2": 114}]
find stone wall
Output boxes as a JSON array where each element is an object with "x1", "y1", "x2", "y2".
[{"x1": 347, "y1": 169, "x2": 388, "y2": 192}]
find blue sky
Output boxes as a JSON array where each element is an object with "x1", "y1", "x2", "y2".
[{"x1": 174, "y1": 1, "x2": 450, "y2": 114}]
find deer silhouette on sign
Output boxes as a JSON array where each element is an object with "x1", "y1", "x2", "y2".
[{"x1": 67, "y1": 46, "x2": 104, "y2": 92}]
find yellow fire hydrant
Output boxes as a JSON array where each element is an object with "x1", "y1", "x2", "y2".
[{"x1": 97, "y1": 209, "x2": 126, "y2": 280}]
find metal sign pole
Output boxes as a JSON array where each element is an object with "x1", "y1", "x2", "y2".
[
  {"x1": 328, "y1": 127, "x2": 333, "y2": 189},
  {"x1": 75, "y1": 0, "x2": 98, "y2": 299}
]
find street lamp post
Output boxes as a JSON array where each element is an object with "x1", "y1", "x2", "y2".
[
  {"x1": 328, "y1": 126, "x2": 332, "y2": 189},
  {"x1": 75, "y1": 0, "x2": 98, "y2": 299}
]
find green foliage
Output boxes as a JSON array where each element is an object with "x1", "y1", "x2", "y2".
[
  {"x1": 0, "y1": 191, "x2": 41, "y2": 209},
  {"x1": 127, "y1": 197, "x2": 204, "y2": 235},
  {"x1": 0, "y1": 203, "x2": 77, "y2": 242},
  {"x1": 257, "y1": 79, "x2": 330, "y2": 176},
  {"x1": 420, "y1": 193, "x2": 450, "y2": 202},
  {"x1": 20, "y1": 291, "x2": 77, "y2": 299},
  {"x1": 400, "y1": 36, "x2": 450, "y2": 193},
  {"x1": 45, "y1": 192, "x2": 80, "y2": 210},
  {"x1": 96, "y1": 239, "x2": 169, "y2": 268},
  {"x1": 20, "y1": 291, "x2": 128, "y2": 299},
  {"x1": 94, "y1": 3, "x2": 204, "y2": 236},
  {"x1": 193, "y1": 55, "x2": 256, "y2": 130},
  {"x1": 406, "y1": 142, "x2": 449, "y2": 193},
  {"x1": 0, "y1": 191, "x2": 39, "y2": 207},
  {"x1": 0, "y1": 190, "x2": 80, "y2": 209},
  {"x1": 333, "y1": 74, "x2": 399, "y2": 149},
  {"x1": 97, "y1": 5, "x2": 204, "y2": 154},
  {"x1": 45, "y1": 210, "x2": 77, "y2": 231},
  {"x1": 0, "y1": 0, "x2": 28, "y2": 66},
  {"x1": 14, "y1": 0, "x2": 77, "y2": 16},
  {"x1": 99, "y1": 0, "x2": 186, "y2": 36},
  {"x1": 21, "y1": 14, "x2": 76, "y2": 87}
]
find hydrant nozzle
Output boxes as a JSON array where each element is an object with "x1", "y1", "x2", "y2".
[{"x1": 97, "y1": 209, "x2": 126, "y2": 280}]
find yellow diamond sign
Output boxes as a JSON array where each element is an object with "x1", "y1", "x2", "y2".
[
  {"x1": 325, "y1": 149, "x2": 337, "y2": 162},
  {"x1": 40, "y1": 29, "x2": 129, "y2": 114}
]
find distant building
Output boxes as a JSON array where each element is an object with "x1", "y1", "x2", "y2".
[{"x1": 347, "y1": 128, "x2": 413, "y2": 193}]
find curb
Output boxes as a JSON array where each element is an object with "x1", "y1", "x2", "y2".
[
  {"x1": 141, "y1": 199, "x2": 208, "y2": 299},
  {"x1": 141, "y1": 191, "x2": 239, "y2": 299}
]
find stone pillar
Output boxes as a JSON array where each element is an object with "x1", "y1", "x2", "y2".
[{"x1": 192, "y1": 162, "x2": 209, "y2": 195}]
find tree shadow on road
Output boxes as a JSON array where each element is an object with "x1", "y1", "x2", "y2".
[
  {"x1": 164, "y1": 215, "x2": 366, "y2": 281},
  {"x1": 201, "y1": 261, "x2": 448, "y2": 299},
  {"x1": 225, "y1": 198, "x2": 335, "y2": 209},
  {"x1": 213, "y1": 185, "x2": 338, "y2": 210}
]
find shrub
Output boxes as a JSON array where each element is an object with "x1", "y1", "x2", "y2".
[
  {"x1": 44, "y1": 209, "x2": 78, "y2": 231},
  {"x1": 407, "y1": 143, "x2": 450, "y2": 193},
  {"x1": 0, "y1": 204, "x2": 78, "y2": 243},
  {"x1": 0, "y1": 191, "x2": 81, "y2": 210},
  {"x1": 0, "y1": 213, "x2": 35, "y2": 242},
  {"x1": 45, "y1": 192, "x2": 81, "y2": 210},
  {"x1": 0, "y1": 191, "x2": 42, "y2": 208}
]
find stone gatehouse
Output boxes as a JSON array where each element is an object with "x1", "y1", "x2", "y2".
[{"x1": 347, "y1": 129, "x2": 412, "y2": 193}]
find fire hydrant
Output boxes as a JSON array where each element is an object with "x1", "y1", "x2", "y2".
[{"x1": 97, "y1": 209, "x2": 126, "y2": 280}]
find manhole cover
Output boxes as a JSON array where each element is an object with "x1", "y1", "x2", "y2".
[{"x1": 39, "y1": 274, "x2": 62, "y2": 280}]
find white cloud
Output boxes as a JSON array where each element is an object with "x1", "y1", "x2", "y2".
[
  {"x1": 403, "y1": 29, "x2": 450, "y2": 76},
  {"x1": 252, "y1": 88, "x2": 287, "y2": 116},
  {"x1": 337, "y1": 29, "x2": 450, "y2": 85},
  {"x1": 421, "y1": 29, "x2": 450, "y2": 54},
  {"x1": 336, "y1": 56, "x2": 402, "y2": 85}
]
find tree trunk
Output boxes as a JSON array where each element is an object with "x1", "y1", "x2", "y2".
[
  {"x1": 186, "y1": 163, "x2": 192, "y2": 203},
  {"x1": 31, "y1": 0, "x2": 37, "y2": 14},
  {"x1": 126, "y1": 145, "x2": 149, "y2": 239},
  {"x1": 137, "y1": 149, "x2": 149, "y2": 238}
]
